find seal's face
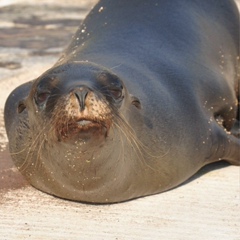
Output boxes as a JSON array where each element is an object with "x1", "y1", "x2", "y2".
[
  {"x1": 14, "y1": 62, "x2": 143, "y2": 202},
  {"x1": 26, "y1": 62, "x2": 131, "y2": 144}
]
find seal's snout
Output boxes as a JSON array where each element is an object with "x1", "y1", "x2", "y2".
[
  {"x1": 52, "y1": 84, "x2": 113, "y2": 141},
  {"x1": 73, "y1": 86, "x2": 90, "y2": 111}
]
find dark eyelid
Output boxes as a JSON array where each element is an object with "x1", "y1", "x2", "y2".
[{"x1": 35, "y1": 91, "x2": 51, "y2": 105}]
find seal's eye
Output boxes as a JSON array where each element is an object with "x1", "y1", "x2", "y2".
[
  {"x1": 109, "y1": 88, "x2": 122, "y2": 100},
  {"x1": 35, "y1": 91, "x2": 50, "y2": 105}
]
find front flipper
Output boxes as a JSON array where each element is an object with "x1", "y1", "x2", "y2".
[
  {"x1": 231, "y1": 120, "x2": 240, "y2": 138},
  {"x1": 230, "y1": 97, "x2": 240, "y2": 137},
  {"x1": 208, "y1": 122, "x2": 240, "y2": 166}
]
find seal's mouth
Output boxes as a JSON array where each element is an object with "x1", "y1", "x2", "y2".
[
  {"x1": 76, "y1": 118, "x2": 104, "y2": 128},
  {"x1": 77, "y1": 119, "x2": 93, "y2": 126},
  {"x1": 76, "y1": 118, "x2": 105, "y2": 129},
  {"x1": 56, "y1": 116, "x2": 111, "y2": 141}
]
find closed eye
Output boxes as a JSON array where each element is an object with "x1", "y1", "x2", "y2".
[
  {"x1": 109, "y1": 88, "x2": 122, "y2": 99},
  {"x1": 35, "y1": 91, "x2": 50, "y2": 105}
]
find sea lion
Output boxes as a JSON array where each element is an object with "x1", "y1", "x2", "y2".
[{"x1": 4, "y1": 0, "x2": 240, "y2": 203}]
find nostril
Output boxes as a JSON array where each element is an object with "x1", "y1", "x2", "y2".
[{"x1": 74, "y1": 87, "x2": 89, "y2": 111}]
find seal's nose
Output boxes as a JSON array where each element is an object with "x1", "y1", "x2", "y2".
[{"x1": 74, "y1": 87, "x2": 89, "y2": 111}]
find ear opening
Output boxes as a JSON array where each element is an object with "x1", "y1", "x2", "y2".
[
  {"x1": 130, "y1": 95, "x2": 141, "y2": 109},
  {"x1": 17, "y1": 99, "x2": 26, "y2": 113}
]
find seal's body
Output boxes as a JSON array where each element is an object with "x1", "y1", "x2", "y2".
[{"x1": 4, "y1": 0, "x2": 240, "y2": 203}]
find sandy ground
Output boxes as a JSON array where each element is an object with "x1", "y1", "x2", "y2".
[{"x1": 0, "y1": 1, "x2": 239, "y2": 239}]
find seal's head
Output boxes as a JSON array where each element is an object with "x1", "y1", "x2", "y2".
[
  {"x1": 30, "y1": 63, "x2": 125, "y2": 142},
  {"x1": 21, "y1": 61, "x2": 141, "y2": 141},
  {"x1": 15, "y1": 61, "x2": 142, "y2": 203}
]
